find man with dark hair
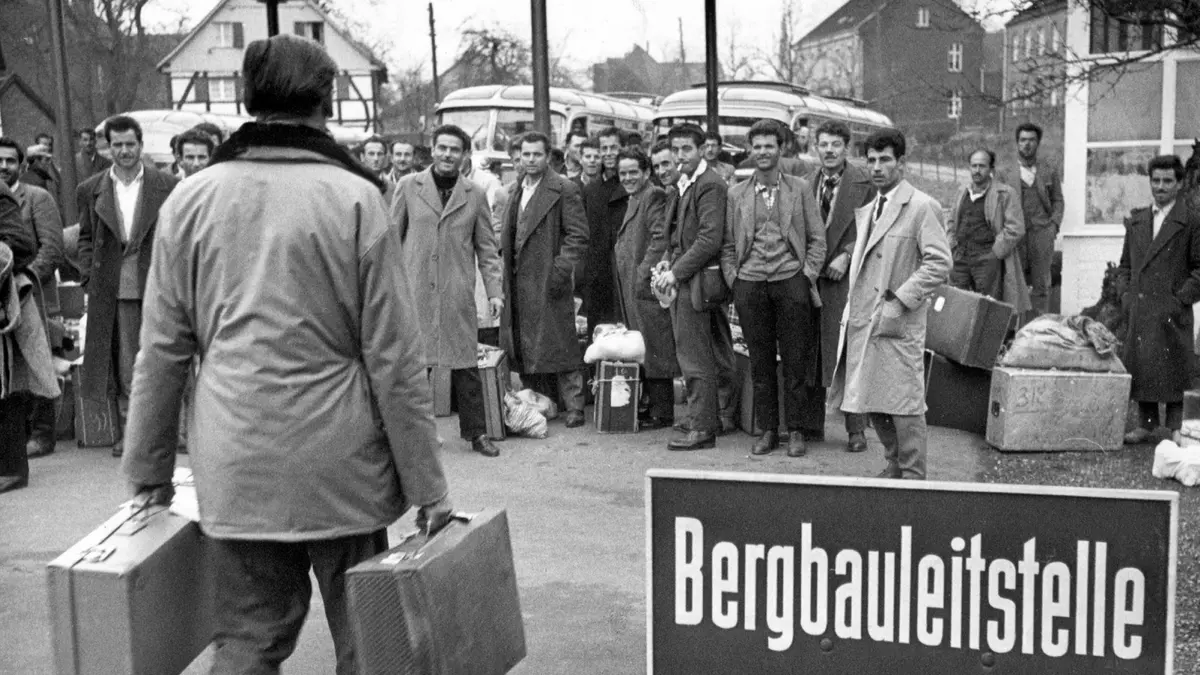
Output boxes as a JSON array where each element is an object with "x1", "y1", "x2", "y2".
[
  {"x1": 75, "y1": 128, "x2": 112, "y2": 181},
  {"x1": 623, "y1": 131, "x2": 644, "y2": 152},
  {"x1": 575, "y1": 138, "x2": 602, "y2": 188},
  {"x1": 703, "y1": 130, "x2": 735, "y2": 184},
  {"x1": 803, "y1": 119, "x2": 875, "y2": 452},
  {"x1": 507, "y1": 135, "x2": 526, "y2": 183},
  {"x1": 191, "y1": 121, "x2": 225, "y2": 148},
  {"x1": 361, "y1": 135, "x2": 389, "y2": 179},
  {"x1": 500, "y1": 131, "x2": 589, "y2": 428},
  {"x1": 20, "y1": 144, "x2": 59, "y2": 199},
  {"x1": 549, "y1": 147, "x2": 567, "y2": 175},
  {"x1": 121, "y1": 34, "x2": 451, "y2": 674},
  {"x1": 833, "y1": 128, "x2": 950, "y2": 479},
  {"x1": 579, "y1": 126, "x2": 626, "y2": 336},
  {"x1": 1118, "y1": 154, "x2": 1200, "y2": 444},
  {"x1": 564, "y1": 130, "x2": 587, "y2": 178},
  {"x1": 389, "y1": 140, "x2": 416, "y2": 183},
  {"x1": 176, "y1": 129, "x2": 215, "y2": 178},
  {"x1": 393, "y1": 124, "x2": 504, "y2": 457},
  {"x1": 653, "y1": 122, "x2": 733, "y2": 450},
  {"x1": 650, "y1": 140, "x2": 678, "y2": 189},
  {"x1": 947, "y1": 148, "x2": 1029, "y2": 311},
  {"x1": 721, "y1": 119, "x2": 825, "y2": 457},
  {"x1": 1003, "y1": 122, "x2": 1063, "y2": 316},
  {"x1": 77, "y1": 115, "x2": 179, "y2": 459}
]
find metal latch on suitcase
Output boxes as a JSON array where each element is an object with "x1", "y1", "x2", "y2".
[
  {"x1": 381, "y1": 512, "x2": 476, "y2": 565},
  {"x1": 78, "y1": 545, "x2": 115, "y2": 563}
]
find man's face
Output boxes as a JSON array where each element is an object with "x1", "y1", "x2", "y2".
[
  {"x1": 580, "y1": 147, "x2": 602, "y2": 177},
  {"x1": 432, "y1": 134, "x2": 465, "y2": 176},
  {"x1": 618, "y1": 158, "x2": 648, "y2": 195},
  {"x1": 80, "y1": 132, "x2": 97, "y2": 153},
  {"x1": 969, "y1": 151, "x2": 993, "y2": 188},
  {"x1": 652, "y1": 149, "x2": 679, "y2": 186},
  {"x1": 37, "y1": 136, "x2": 53, "y2": 154},
  {"x1": 796, "y1": 126, "x2": 810, "y2": 151},
  {"x1": 521, "y1": 140, "x2": 548, "y2": 178},
  {"x1": 670, "y1": 136, "x2": 702, "y2": 177},
  {"x1": 362, "y1": 142, "x2": 387, "y2": 172},
  {"x1": 749, "y1": 133, "x2": 780, "y2": 173},
  {"x1": 866, "y1": 146, "x2": 904, "y2": 192},
  {"x1": 391, "y1": 143, "x2": 414, "y2": 173},
  {"x1": 1150, "y1": 169, "x2": 1181, "y2": 209},
  {"x1": 599, "y1": 134, "x2": 621, "y2": 172},
  {"x1": 816, "y1": 133, "x2": 847, "y2": 172},
  {"x1": 1017, "y1": 131, "x2": 1040, "y2": 161},
  {"x1": 108, "y1": 130, "x2": 142, "y2": 170},
  {"x1": 567, "y1": 135, "x2": 584, "y2": 162},
  {"x1": 179, "y1": 142, "x2": 211, "y2": 177},
  {"x1": 702, "y1": 138, "x2": 721, "y2": 162},
  {"x1": 0, "y1": 148, "x2": 20, "y2": 186}
]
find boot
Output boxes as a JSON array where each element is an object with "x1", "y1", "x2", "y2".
[
  {"x1": 786, "y1": 431, "x2": 807, "y2": 457},
  {"x1": 752, "y1": 430, "x2": 779, "y2": 455},
  {"x1": 25, "y1": 395, "x2": 58, "y2": 458}
]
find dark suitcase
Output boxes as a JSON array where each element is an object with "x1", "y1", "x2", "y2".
[
  {"x1": 925, "y1": 285, "x2": 1015, "y2": 369},
  {"x1": 346, "y1": 509, "x2": 526, "y2": 675},
  {"x1": 75, "y1": 385, "x2": 121, "y2": 448},
  {"x1": 46, "y1": 505, "x2": 215, "y2": 675},
  {"x1": 478, "y1": 344, "x2": 509, "y2": 440},
  {"x1": 924, "y1": 350, "x2": 992, "y2": 435}
]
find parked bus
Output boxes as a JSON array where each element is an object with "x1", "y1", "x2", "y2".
[{"x1": 436, "y1": 85, "x2": 657, "y2": 179}]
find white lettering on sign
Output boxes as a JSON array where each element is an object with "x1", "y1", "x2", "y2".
[{"x1": 672, "y1": 519, "x2": 1148, "y2": 660}]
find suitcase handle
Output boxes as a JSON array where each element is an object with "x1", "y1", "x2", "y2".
[{"x1": 381, "y1": 512, "x2": 476, "y2": 565}]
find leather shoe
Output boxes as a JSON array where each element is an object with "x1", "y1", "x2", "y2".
[
  {"x1": 565, "y1": 410, "x2": 586, "y2": 428},
  {"x1": 876, "y1": 466, "x2": 902, "y2": 479},
  {"x1": 471, "y1": 435, "x2": 500, "y2": 457},
  {"x1": 751, "y1": 431, "x2": 778, "y2": 455},
  {"x1": 1123, "y1": 427, "x2": 1152, "y2": 445},
  {"x1": 787, "y1": 431, "x2": 807, "y2": 457},
  {"x1": 111, "y1": 441, "x2": 123, "y2": 458},
  {"x1": 846, "y1": 432, "x2": 868, "y2": 453},
  {"x1": 26, "y1": 438, "x2": 55, "y2": 459},
  {"x1": 668, "y1": 430, "x2": 716, "y2": 451},
  {"x1": 0, "y1": 475, "x2": 28, "y2": 493}
]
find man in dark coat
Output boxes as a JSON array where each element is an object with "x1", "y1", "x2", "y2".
[
  {"x1": 77, "y1": 115, "x2": 179, "y2": 457},
  {"x1": 803, "y1": 121, "x2": 876, "y2": 453},
  {"x1": 1117, "y1": 154, "x2": 1200, "y2": 444},
  {"x1": 0, "y1": 179, "x2": 38, "y2": 493},
  {"x1": 579, "y1": 126, "x2": 626, "y2": 335},
  {"x1": 499, "y1": 132, "x2": 590, "y2": 428},
  {"x1": 75, "y1": 128, "x2": 113, "y2": 182}
]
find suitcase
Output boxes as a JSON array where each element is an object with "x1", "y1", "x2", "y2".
[
  {"x1": 478, "y1": 344, "x2": 509, "y2": 440},
  {"x1": 924, "y1": 350, "x2": 991, "y2": 435},
  {"x1": 46, "y1": 505, "x2": 215, "y2": 675},
  {"x1": 925, "y1": 285, "x2": 1015, "y2": 369},
  {"x1": 429, "y1": 366, "x2": 452, "y2": 417},
  {"x1": 593, "y1": 360, "x2": 641, "y2": 433},
  {"x1": 987, "y1": 366, "x2": 1132, "y2": 451},
  {"x1": 57, "y1": 282, "x2": 85, "y2": 320},
  {"x1": 346, "y1": 509, "x2": 526, "y2": 675},
  {"x1": 75, "y1": 383, "x2": 121, "y2": 448},
  {"x1": 734, "y1": 347, "x2": 787, "y2": 436}
]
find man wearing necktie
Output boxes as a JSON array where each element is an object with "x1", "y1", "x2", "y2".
[
  {"x1": 831, "y1": 128, "x2": 950, "y2": 479},
  {"x1": 1116, "y1": 154, "x2": 1200, "y2": 445}
]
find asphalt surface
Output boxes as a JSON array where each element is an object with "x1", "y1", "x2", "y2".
[{"x1": 1, "y1": 407, "x2": 988, "y2": 675}]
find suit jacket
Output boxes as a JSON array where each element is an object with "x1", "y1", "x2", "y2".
[
  {"x1": 948, "y1": 182, "x2": 1031, "y2": 312},
  {"x1": 999, "y1": 157, "x2": 1063, "y2": 230},
  {"x1": 10, "y1": 181, "x2": 63, "y2": 288},
  {"x1": 658, "y1": 164, "x2": 728, "y2": 285},
  {"x1": 720, "y1": 171, "x2": 826, "y2": 293},
  {"x1": 76, "y1": 166, "x2": 178, "y2": 403},
  {"x1": 0, "y1": 181, "x2": 36, "y2": 272},
  {"x1": 75, "y1": 150, "x2": 113, "y2": 182}
]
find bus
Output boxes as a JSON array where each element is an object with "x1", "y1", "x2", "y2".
[
  {"x1": 652, "y1": 81, "x2": 894, "y2": 164},
  {"x1": 436, "y1": 85, "x2": 657, "y2": 178}
]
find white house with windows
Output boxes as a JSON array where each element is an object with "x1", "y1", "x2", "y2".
[{"x1": 156, "y1": 0, "x2": 386, "y2": 131}]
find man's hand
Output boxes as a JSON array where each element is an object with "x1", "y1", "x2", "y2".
[
  {"x1": 654, "y1": 270, "x2": 677, "y2": 294},
  {"x1": 823, "y1": 253, "x2": 850, "y2": 281},
  {"x1": 131, "y1": 483, "x2": 174, "y2": 508},
  {"x1": 488, "y1": 297, "x2": 504, "y2": 319},
  {"x1": 417, "y1": 495, "x2": 454, "y2": 536}
]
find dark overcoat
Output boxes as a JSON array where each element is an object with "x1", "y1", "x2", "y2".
[
  {"x1": 1116, "y1": 201, "x2": 1200, "y2": 402},
  {"x1": 499, "y1": 171, "x2": 589, "y2": 373},
  {"x1": 580, "y1": 174, "x2": 625, "y2": 332},
  {"x1": 614, "y1": 183, "x2": 677, "y2": 379},
  {"x1": 76, "y1": 167, "x2": 178, "y2": 403}
]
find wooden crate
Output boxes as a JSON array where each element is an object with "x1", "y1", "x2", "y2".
[
  {"x1": 986, "y1": 367, "x2": 1131, "y2": 452},
  {"x1": 478, "y1": 345, "x2": 509, "y2": 440},
  {"x1": 593, "y1": 361, "x2": 641, "y2": 433},
  {"x1": 430, "y1": 367, "x2": 452, "y2": 418}
]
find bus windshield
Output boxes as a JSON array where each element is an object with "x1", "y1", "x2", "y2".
[
  {"x1": 438, "y1": 109, "x2": 491, "y2": 151},
  {"x1": 494, "y1": 109, "x2": 565, "y2": 151}
]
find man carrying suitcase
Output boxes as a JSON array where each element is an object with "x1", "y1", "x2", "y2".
[{"x1": 121, "y1": 34, "x2": 453, "y2": 675}]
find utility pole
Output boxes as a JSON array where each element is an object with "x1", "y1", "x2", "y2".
[
  {"x1": 531, "y1": 0, "x2": 550, "y2": 136},
  {"x1": 44, "y1": 0, "x2": 78, "y2": 225},
  {"x1": 429, "y1": 3, "x2": 440, "y2": 102},
  {"x1": 256, "y1": 0, "x2": 282, "y2": 37},
  {"x1": 704, "y1": 0, "x2": 719, "y2": 133}
]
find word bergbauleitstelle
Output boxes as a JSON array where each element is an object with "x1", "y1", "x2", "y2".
[{"x1": 673, "y1": 518, "x2": 1147, "y2": 661}]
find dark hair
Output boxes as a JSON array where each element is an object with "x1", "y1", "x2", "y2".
[
  {"x1": 597, "y1": 126, "x2": 624, "y2": 144},
  {"x1": 667, "y1": 123, "x2": 705, "y2": 147},
  {"x1": 579, "y1": 138, "x2": 600, "y2": 152},
  {"x1": 390, "y1": 140, "x2": 414, "y2": 154},
  {"x1": 361, "y1": 135, "x2": 388, "y2": 153},
  {"x1": 520, "y1": 131, "x2": 552, "y2": 154},
  {"x1": 430, "y1": 124, "x2": 470, "y2": 150},
  {"x1": 703, "y1": 130, "x2": 723, "y2": 144},
  {"x1": 78, "y1": 128, "x2": 96, "y2": 140},
  {"x1": 564, "y1": 130, "x2": 587, "y2": 147},
  {"x1": 1014, "y1": 122, "x2": 1043, "y2": 143},
  {"x1": 624, "y1": 131, "x2": 644, "y2": 148},
  {"x1": 169, "y1": 134, "x2": 181, "y2": 155},
  {"x1": 747, "y1": 119, "x2": 786, "y2": 146},
  {"x1": 550, "y1": 148, "x2": 566, "y2": 168},
  {"x1": 35, "y1": 132, "x2": 52, "y2": 144},
  {"x1": 650, "y1": 140, "x2": 671, "y2": 156},
  {"x1": 243, "y1": 34, "x2": 337, "y2": 117},
  {"x1": 968, "y1": 148, "x2": 996, "y2": 169},
  {"x1": 0, "y1": 137, "x2": 24, "y2": 164},
  {"x1": 177, "y1": 129, "x2": 216, "y2": 156},
  {"x1": 616, "y1": 148, "x2": 651, "y2": 172},
  {"x1": 814, "y1": 120, "x2": 852, "y2": 145},
  {"x1": 508, "y1": 134, "x2": 526, "y2": 154},
  {"x1": 864, "y1": 128, "x2": 907, "y2": 159},
  {"x1": 1148, "y1": 154, "x2": 1185, "y2": 181},
  {"x1": 103, "y1": 115, "x2": 143, "y2": 144},
  {"x1": 191, "y1": 122, "x2": 224, "y2": 144}
]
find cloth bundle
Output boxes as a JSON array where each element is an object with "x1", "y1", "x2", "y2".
[
  {"x1": 583, "y1": 323, "x2": 646, "y2": 364},
  {"x1": 999, "y1": 314, "x2": 1125, "y2": 372},
  {"x1": 1152, "y1": 439, "x2": 1200, "y2": 487},
  {"x1": 503, "y1": 391, "x2": 549, "y2": 439}
]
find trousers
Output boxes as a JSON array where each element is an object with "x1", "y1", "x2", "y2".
[
  {"x1": 870, "y1": 412, "x2": 927, "y2": 479},
  {"x1": 733, "y1": 275, "x2": 816, "y2": 432},
  {"x1": 671, "y1": 297, "x2": 733, "y2": 433}
]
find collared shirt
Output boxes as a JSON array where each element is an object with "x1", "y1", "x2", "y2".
[
  {"x1": 1019, "y1": 164, "x2": 1037, "y2": 187},
  {"x1": 520, "y1": 174, "x2": 544, "y2": 212},
  {"x1": 1153, "y1": 200, "x2": 1176, "y2": 239},
  {"x1": 676, "y1": 159, "x2": 709, "y2": 195},
  {"x1": 110, "y1": 164, "x2": 144, "y2": 242},
  {"x1": 819, "y1": 167, "x2": 843, "y2": 200},
  {"x1": 871, "y1": 182, "x2": 900, "y2": 223},
  {"x1": 753, "y1": 170, "x2": 780, "y2": 211},
  {"x1": 968, "y1": 183, "x2": 990, "y2": 202}
]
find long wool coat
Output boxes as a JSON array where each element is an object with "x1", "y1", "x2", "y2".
[
  {"x1": 1115, "y1": 201, "x2": 1200, "y2": 402},
  {"x1": 614, "y1": 183, "x2": 678, "y2": 379},
  {"x1": 806, "y1": 162, "x2": 876, "y2": 387},
  {"x1": 393, "y1": 170, "x2": 503, "y2": 369},
  {"x1": 581, "y1": 174, "x2": 625, "y2": 332},
  {"x1": 499, "y1": 171, "x2": 589, "y2": 373},
  {"x1": 832, "y1": 180, "x2": 951, "y2": 415},
  {"x1": 76, "y1": 167, "x2": 178, "y2": 403},
  {"x1": 947, "y1": 182, "x2": 1032, "y2": 314}
]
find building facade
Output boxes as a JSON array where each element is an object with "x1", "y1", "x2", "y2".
[
  {"x1": 157, "y1": 0, "x2": 386, "y2": 131},
  {"x1": 1003, "y1": 0, "x2": 1067, "y2": 146},
  {"x1": 591, "y1": 45, "x2": 708, "y2": 98}
]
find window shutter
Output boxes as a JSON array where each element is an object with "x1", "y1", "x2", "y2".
[
  {"x1": 336, "y1": 74, "x2": 351, "y2": 101},
  {"x1": 233, "y1": 22, "x2": 244, "y2": 49},
  {"x1": 294, "y1": 22, "x2": 305, "y2": 36},
  {"x1": 195, "y1": 74, "x2": 210, "y2": 102}
]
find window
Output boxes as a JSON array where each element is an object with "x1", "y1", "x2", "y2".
[
  {"x1": 214, "y1": 22, "x2": 243, "y2": 49},
  {"x1": 947, "y1": 42, "x2": 963, "y2": 72},
  {"x1": 1011, "y1": 33, "x2": 1021, "y2": 62},
  {"x1": 1049, "y1": 87, "x2": 1059, "y2": 107},
  {"x1": 208, "y1": 77, "x2": 238, "y2": 102},
  {"x1": 1036, "y1": 27, "x2": 1045, "y2": 54},
  {"x1": 1090, "y1": 6, "x2": 1164, "y2": 53},
  {"x1": 294, "y1": 21, "x2": 324, "y2": 44},
  {"x1": 947, "y1": 90, "x2": 962, "y2": 119},
  {"x1": 1023, "y1": 30, "x2": 1033, "y2": 57},
  {"x1": 1051, "y1": 23, "x2": 1062, "y2": 51},
  {"x1": 917, "y1": 7, "x2": 930, "y2": 27}
]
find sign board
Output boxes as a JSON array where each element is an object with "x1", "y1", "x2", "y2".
[{"x1": 646, "y1": 471, "x2": 1178, "y2": 674}]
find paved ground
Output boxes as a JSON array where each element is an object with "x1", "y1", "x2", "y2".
[{"x1": 1, "y1": 407, "x2": 989, "y2": 675}]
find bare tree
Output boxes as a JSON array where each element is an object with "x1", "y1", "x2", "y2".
[
  {"x1": 757, "y1": 0, "x2": 814, "y2": 84},
  {"x1": 452, "y1": 28, "x2": 531, "y2": 88},
  {"x1": 378, "y1": 62, "x2": 437, "y2": 135},
  {"x1": 720, "y1": 21, "x2": 758, "y2": 80}
]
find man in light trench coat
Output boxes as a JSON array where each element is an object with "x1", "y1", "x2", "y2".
[
  {"x1": 832, "y1": 128, "x2": 951, "y2": 480},
  {"x1": 393, "y1": 124, "x2": 505, "y2": 457}
]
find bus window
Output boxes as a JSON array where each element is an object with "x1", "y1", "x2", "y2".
[
  {"x1": 494, "y1": 109, "x2": 565, "y2": 151},
  {"x1": 440, "y1": 109, "x2": 492, "y2": 151},
  {"x1": 590, "y1": 115, "x2": 616, "y2": 132}
]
